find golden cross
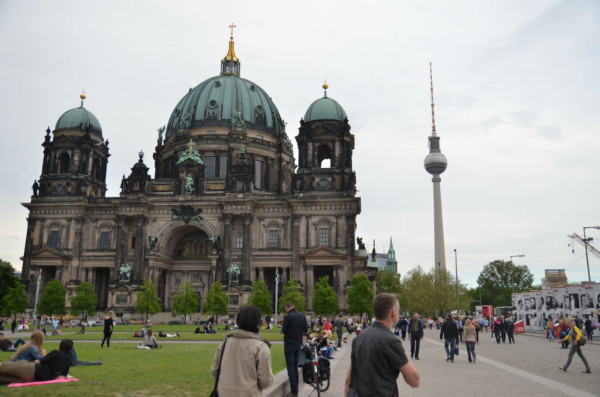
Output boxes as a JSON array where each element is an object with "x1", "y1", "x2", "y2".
[
  {"x1": 228, "y1": 22, "x2": 237, "y2": 38},
  {"x1": 186, "y1": 138, "x2": 194, "y2": 153}
]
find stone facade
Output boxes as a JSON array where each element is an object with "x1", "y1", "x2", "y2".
[{"x1": 21, "y1": 40, "x2": 372, "y2": 318}]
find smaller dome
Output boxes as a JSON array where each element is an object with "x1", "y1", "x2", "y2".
[
  {"x1": 55, "y1": 103, "x2": 102, "y2": 136},
  {"x1": 304, "y1": 96, "x2": 347, "y2": 123}
]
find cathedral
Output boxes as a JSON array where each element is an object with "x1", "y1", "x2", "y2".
[{"x1": 20, "y1": 31, "x2": 372, "y2": 318}]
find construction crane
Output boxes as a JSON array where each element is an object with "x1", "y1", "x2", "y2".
[{"x1": 568, "y1": 233, "x2": 600, "y2": 261}]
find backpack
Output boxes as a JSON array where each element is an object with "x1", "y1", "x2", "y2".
[
  {"x1": 302, "y1": 363, "x2": 314, "y2": 384},
  {"x1": 318, "y1": 357, "x2": 331, "y2": 380}
]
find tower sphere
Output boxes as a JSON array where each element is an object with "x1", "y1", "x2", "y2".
[{"x1": 424, "y1": 152, "x2": 447, "y2": 175}]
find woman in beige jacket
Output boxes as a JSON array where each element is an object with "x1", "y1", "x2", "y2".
[{"x1": 211, "y1": 306, "x2": 274, "y2": 396}]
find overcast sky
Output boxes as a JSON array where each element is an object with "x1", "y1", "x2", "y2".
[{"x1": 1, "y1": 0, "x2": 599, "y2": 289}]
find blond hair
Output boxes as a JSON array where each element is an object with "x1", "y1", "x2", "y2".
[{"x1": 10, "y1": 330, "x2": 44, "y2": 361}]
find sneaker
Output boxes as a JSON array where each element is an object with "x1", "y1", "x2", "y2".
[
  {"x1": 446, "y1": 357, "x2": 450, "y2": 362},
  {"x1": 473, "y1": 357, "x2": 476, "y2": 363},
  {"x1": 415, "y1": 357, "x2": 419, "y2": 360},
  {"x1": 97, "y1": 359, "x2": 103, "y2": 365}
]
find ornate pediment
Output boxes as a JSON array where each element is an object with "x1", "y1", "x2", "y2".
[
  {"x1": 30, "y1": 247, "x2": 71, "y2": 259},
  {"x1": 302, "y1": 246, "x2": 345, "y2": 259}
]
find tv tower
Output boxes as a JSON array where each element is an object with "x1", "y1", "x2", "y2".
[{"x1": 424, "y1": 62, "x2": 448, "y2": 272}]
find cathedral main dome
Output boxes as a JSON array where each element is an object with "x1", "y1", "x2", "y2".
[{"x1": 165, "y1": 35, "x2": 285, "y2": 138}]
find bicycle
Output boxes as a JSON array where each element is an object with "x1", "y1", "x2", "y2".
[{"x1": 303, "y1": 341, "x2": 330, "y2": 396}]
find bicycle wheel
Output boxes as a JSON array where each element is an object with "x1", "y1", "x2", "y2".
[
  {"x1": 313, "y1": 366, "x2": 321, "y2": 397},
  {"x1": 318, "y1": 375, "x2": 330, "y2": 392}
]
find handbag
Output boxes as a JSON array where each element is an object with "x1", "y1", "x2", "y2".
[
  {"x1": 454, "y1": 346, "x2": 459, "y2": 355},
  {"x1": 578, "y1": 337, "x2": 587, "y2": 346},
  {"x1": 210, "y1": 337, "x2": 228, "y2": 397}
]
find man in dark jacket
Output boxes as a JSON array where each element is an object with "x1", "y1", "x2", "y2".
[
  {"x1": 282, "y1": 301, "x2": 307, "y2": 397},
  {"x1": 407, "y1": 313, "x2": 424, "y2": 360},
  {"x1": 334, "y1": 314, "x2": 345, "y2": 348},
  {"x1": 440, "y1": 314, "x2": 458, "y2": 362}
]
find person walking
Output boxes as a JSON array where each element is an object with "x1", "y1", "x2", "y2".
[
  {"x1": 545, "y1": 316, "x2": 555, "y2": 342},
  {"x1": 100, "y1": 311, "x2": 114, "y2": 348},
  {"x1": 440, "y1": 314, "x2": 458, "y2": 362},
  {"x1": 493, "y1": 317, "x2": 502, "y2": 344},
  {"x1": 456, "y1": 316, "x2": 464, "y2": 343},
  {"x1": 334, "y1": 314, "x2": 345, "y2": 348},
  {"x1": 399, "y1": 316, "x2": 408, "y2": 340},
  {"x1": 473, "y1": 316, "x2": 480, "y2": 343},
  {"x1": 464, "y1": 319, "x2": 477, "y2": 363},
  {"x1": 584, "y1": 316, "x2": 593, "y2": 341},
  {"x1": 407, "y1": 313, "x2": 423, "y2": 360},
  {"x1": 557, "y1": 317, "x2": 591, "y2": 374},
  {"x1": 281, "y1": 301, "x2": 307, "y2": 397},
  {"x1": 344, "y1": 293, "x2": 420, "y2": 396},
  {"x1": 506, "y1": 316, "x2": 515, "y2": 344},
  {"x1": 211, "y1": 306, "x2": 273, "y2": 396}
]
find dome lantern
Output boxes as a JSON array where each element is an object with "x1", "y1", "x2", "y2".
[{"x1": 221, "y1": 22, "x2": 240, "y2": 76}]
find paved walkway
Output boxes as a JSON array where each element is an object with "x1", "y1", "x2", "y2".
[{"x1": 294, "y1": 329, "x2": 599, "y2": 397}]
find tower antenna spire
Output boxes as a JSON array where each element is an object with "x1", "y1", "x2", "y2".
[{"x1": 430, "y1": 62, "x2": 436, "y2": 136}]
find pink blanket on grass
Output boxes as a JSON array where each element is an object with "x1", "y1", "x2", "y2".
[{"x1": 7, "y1": 378, "x2": 79, "y2": 387}]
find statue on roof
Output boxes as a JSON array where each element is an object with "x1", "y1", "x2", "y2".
[
  {"x1": 356, "y1": 237, "x2": 365, "y2": 250},
  {"x1": 32, "y1": 180, "x2": 39, "y2": 197},
  {"x1": 119, "y1": 263, "x2": 132, "y2": 283},
  {"x1": 177, "y1": 139, "x2": 203, "y2": 165}
]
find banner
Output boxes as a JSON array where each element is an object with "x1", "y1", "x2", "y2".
[{"x1": 514, "y1": 320, "x2": 525, "y2": 333}]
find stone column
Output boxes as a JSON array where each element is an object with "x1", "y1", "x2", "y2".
[
  {"x1": 21, "y1": 218, "x2": 35, "y2": 293},
  {"x1": 133, "y1": 215, "x2": 146, "y2": 284},
  {"x1": 73, "y1": 217, "x2": 84, "y2": 281},
  {"x1": 345, "y1": 214, "x2": 356, "y2": 276},
  {"x1": 221, "y1": 214, "x2": 232, "y2": 282},
  {"x1": 242, "y1": 213, "x2": 252, "y2": 283},
  {"x1": 292, "y1": 215, "x2": 301, "y2": 281},
  {"x1": 259, "y1": 266, "x2": 265, "y2": 280},
  {"x1": 306, "y1": 264, "x2": 314, "y2": 311},
  {"x1": 114, "y1": 215, "x2": 127, "y2": 281}
]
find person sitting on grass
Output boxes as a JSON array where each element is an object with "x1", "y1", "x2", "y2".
[
  {"x1": 144, "y1": 329, "x2": 160, "y2": 349},
  {"x1": 205, "y1": 322, "x2": 216, "y2": 334},
  {"x1": 317, "y1": 334, "x2": 336, "y2": 359},
  {"x1": 158, "y1": 331, "x2": 180, "y2": 338},
  {"x1": 194, "y1": 325, "x2": 203, "y2": 334},
  {"x1": 70, "y1": 347, "x2": 102, "y2": 366},
  {"x1": 0, "y1": 333, "x2": 26, "y2": 352},
  {"x1": 0, "y1": 339, "x2": 75, "y2": 384},
  {"x1": 8, "y1": 330, "x2": 46, "y2": 362}
]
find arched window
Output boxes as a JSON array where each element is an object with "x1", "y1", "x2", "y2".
[
  {"x1": 317, "y1": 145, "x2": 331, "y2": 168},
  {"x1": 175, "y1": 232, "x2": 209, "y2": 258},
  {"x1": 58, "y1": 152, "x2": 70, "y2": 174}
]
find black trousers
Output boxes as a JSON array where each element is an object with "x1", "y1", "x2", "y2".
[{"x1": 507, "y1": 331, "x2": 514, "y2": 343}]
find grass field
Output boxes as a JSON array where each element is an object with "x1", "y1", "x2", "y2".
[{"x1": 0, "y1": 329, "x2": 287, "y2": 396}]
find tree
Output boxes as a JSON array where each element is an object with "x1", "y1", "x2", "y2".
[
  {"x1": 70, "y1": 282, "x2": 98, "y2": 319},
  {"x1": 3, "y1": 283, "x2": 28, "y2": 319},
  {"x1": 248, "y1": 279, "x2": 273, "y2": 316},
  {"x1": 477, "y1": 260, "x2": 534, "y2": 307},
  {"x1": 134, "y1": 280, "x2": 162, "y2": 323},
  {"x1": 376, "y1": 269, "x2": 402, "y2": 297},
  {"x1": 312, "y1": 276, "x2": 340, "y2": 315},
  {"x1": 346, "y1": 273, "x2": 374, "y2": 318},
  {"x1": 203, "y1": 281, "x2": 228, "y2": 320},
  {"x1": 38, "y1": 279, "x2": 66, "y2": 315},
  {"x1": 172, "y1": 280, "x2": 200, "y2": 324},
  {"x1": 279, "y1": 279, "x2": 306, "y2": 314},
  {"x1": 0, "y1": 260, "x2": 20, "y2": 315}
]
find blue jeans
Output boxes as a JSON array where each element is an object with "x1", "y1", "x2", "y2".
[
  {"x1": 444, "y1": 338, "x2": 456, "y2": 361},
  {"x1": 466, "y1": 341, "x2": 476, "y2": 362},
  {"x1": 284, "y1": 345, "x2": 300, "y2": 395},
  {"x1": 410, "y1": 334, "x2": 420, "y2": 358},
  {"x1": 320, "y1": 345, "x2": 334, "y2": 358},
  {"x1": 7, "y1": 338, "x2": 26, "y2": 351}
]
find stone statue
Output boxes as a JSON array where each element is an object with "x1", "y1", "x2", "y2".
[
  {"x1": 149, "y1": 235, "x2": 158, "y2": 250},
  {"x1": 209, "y1": 234, "x2": 220, "y2": 249},
  {"x1": 157, "y1": 125, "x2": 165, "y2": 144},
  {"x1": 227, "y1": 263, "x2": 241, "y2": 282},
  {"x1": 184, "y1": 174, "x2": 194, "y2": 194},
  {"x1": 119, "y1": 263, "x2": 132, "y2": 283},
  {"x1": 32, "y1": 180, "x2": 39, "y2": 197},
  {"x1": 356, "y1": 237, "x2": 365, "y2": 250}
]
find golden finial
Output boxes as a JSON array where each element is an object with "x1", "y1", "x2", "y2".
[
  {"x1": 228, "y1": 22, "x2": 237, "y2": 40},
  {"x1": 323, "y1": 79, "x2": 328, "y2": 97},
  {"x1": 186, "y1": 138, "x2": 195, "y2": 153},
  {"x1": 80, "y1": 90, "x2": 86, "y2": 107}
]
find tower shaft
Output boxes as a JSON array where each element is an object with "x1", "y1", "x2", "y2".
[{"x1": 432, "y1": 175, "x2": 446, "y2": 271}]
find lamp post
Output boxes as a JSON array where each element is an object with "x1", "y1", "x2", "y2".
[
  {"x1": 509, "y1": 254, "x2": 525, "y2": 293},
  {"x1": 454, "y1": 249, "x2": 459, "y2": 314},
  {"x1": 583, "y1": 227, "x2": 600, "y2": 282}
]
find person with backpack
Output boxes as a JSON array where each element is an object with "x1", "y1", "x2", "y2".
[{"x1": 557, "y1": 317, "x2": 591, "y2": 374}]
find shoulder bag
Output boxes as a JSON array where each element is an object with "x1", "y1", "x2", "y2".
[
  {"x1": 578, "y1": 337, "x2": 587, "y2": 346},
  {"x1": 210, "y1": 337, "x2": 228, "y2": 397}
]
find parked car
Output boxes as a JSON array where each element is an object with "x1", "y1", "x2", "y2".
[{"x1": 168, "y1": 320, "x2": 184, "y2": 325}]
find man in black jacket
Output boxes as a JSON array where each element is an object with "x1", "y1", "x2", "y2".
[
  {"x1": 334, "y1": 314, "x2": 345, "y2": 348},
  {"x1": 440, "y1": 314, "x2": 458, "y2": 362},
  {"x1": 282, "y1": 301, "x2": 307, "y2": 397}
]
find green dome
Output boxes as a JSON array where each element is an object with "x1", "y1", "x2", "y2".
[
  {"x1": 55, "y1": 105, "x2": 102, "y2": 136},
  {"x1": 303, "y1": 96, "x2": 347, "y2": 122},
  {"x1": 165, "y1": 75, "x2": 286, "y2": 138}
]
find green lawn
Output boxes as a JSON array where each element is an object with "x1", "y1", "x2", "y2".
[{"x1": 0, "y1": 337, "x2": 286, "y2": 396}]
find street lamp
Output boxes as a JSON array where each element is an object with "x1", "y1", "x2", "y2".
[
  {"x1": 509, "y1": 254, "x2": 525, "y2": 293},
  {"x1": 454, "y1": 249, "x2": 459, "y2": 314},
  {"x1": 583, "y1": 227, "x2": 600, "y2": 282}
]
